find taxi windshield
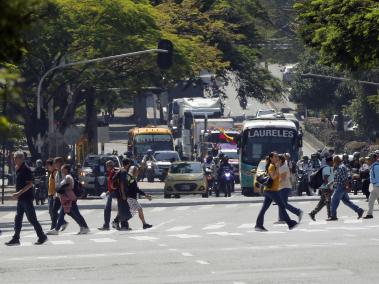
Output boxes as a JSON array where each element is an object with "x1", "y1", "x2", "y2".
[{"x1": 170, "y1": 163, "x2": 202, "y2": 174}]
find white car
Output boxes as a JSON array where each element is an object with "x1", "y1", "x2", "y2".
[{"x1": 153, "y1": 151, "x2": 181, "y2": 181}]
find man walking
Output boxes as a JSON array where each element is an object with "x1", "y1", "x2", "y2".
[
  {"x1": 52, "y1": 157, "x2": 68, "y2": 230},
  {"x1": 117, "y1": 158, "x2": 133, "y2": 230},
  {"x1": 309, "y1": 156, "x2": 334, "y2": 221},
  {"x1": 363, "y1": 153, "x2": 379, "y2": 219},
  {"x1": 5, "y1": 151, "x2": 47, "y2": 246},
  {"x1": 328, "y1": 156, "x2": 364, "y2": 221},
  {"x1": 98, "y1": 160, "x2": 121, "y2": 230}
]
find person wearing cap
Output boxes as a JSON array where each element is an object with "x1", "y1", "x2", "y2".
[{"x1": 363, "y1": 153, "x2": 379, "y2": 219}]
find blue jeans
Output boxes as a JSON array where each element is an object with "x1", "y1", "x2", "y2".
[
  {"x1": 331, "y1": 185, "x2": 362, "y2": 218},
  {"x1": 103, "y1": 192, "x2": 117, "y2": 227},
  {"x1": 279, "y1": 188, "x2": 301, "y2": 221},
  {"x1": 14, "y1": 199, "x2": 45, "y2": 240},
  {"x1": 55, "y1": 202, "x2": 88, "y2": 230},
  {"x1": 256, "y1": 191, "x2": 297, "y2": 228}
]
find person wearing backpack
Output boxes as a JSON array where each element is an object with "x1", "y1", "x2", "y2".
[
  {"x1": 309, "y1": 156, "x2": 334, "y2": 221},
  {"x1": 363, "y1": 153, "x2": 379, "y2": 219},
  {"x1": 255, "y1": 152, "x2": 298, "y2": 232},
  {"x1": 46, "y1": 164, "x2": 90, "y2": 235}
]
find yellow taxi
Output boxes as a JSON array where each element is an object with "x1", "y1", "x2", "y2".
[
  {"x1": 252, "y1": 159, "x2": 267, "y2": 195},
  {"x1": 164, "y1": 161, "x2": 208, "y2": 198}
]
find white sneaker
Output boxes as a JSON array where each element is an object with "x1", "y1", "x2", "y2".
[
  {"x1": 61, "y1": 222, "x2": 69, "y2": 232},
  {"x1": 298, "y1": 210, "x2": 304, "y2": 223},
  {"x1": 46, "y1": 229, "x2": 59, "y2": 235},
  {"x1": 78, "y1": 227, "x2": 90, "y2": 235}
]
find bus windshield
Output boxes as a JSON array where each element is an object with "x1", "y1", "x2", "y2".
[
  {"x1": 135, "y1": 134, "x2": 172, "y2": 143},
  {"x1": 241, "y1": 130, "x2": 298, "y2": 165},
  {"x1": 133, "y1": 134, "x2": 174, "y2": 157}
]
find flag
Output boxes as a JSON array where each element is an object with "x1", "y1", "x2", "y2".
[{"x1": 218, "y1": 129, "x2": 236, "y2": 144}]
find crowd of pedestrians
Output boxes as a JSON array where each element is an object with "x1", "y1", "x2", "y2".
[
  {"x1": 1, "y1": 149, "x2": 379, "y2": 243},
  {"x1": 255, "y1": 150, "x2": 379, "y2": 232},
  {"x1": 1, "y1": 152, "x2": 153, "y2": 246}
]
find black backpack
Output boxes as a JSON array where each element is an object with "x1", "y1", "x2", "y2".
[
  {"x1": 309, "y1": 166, "x2": 327, "y2": 189},
  {"x1": 73, "y1": 177, "x2": 83, "y2": 197}
]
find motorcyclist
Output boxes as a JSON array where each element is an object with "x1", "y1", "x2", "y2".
[
  {"x1": 34, "y1": 159, "x2": 47, "y2": 205},
  {"x1": 141, "y1": 149, "x2": 156, "y2": 164},
  {"x1": 217, "y1": 156, "x2": 234, "y2": 197},
  {"x1": 204, "y1": 156, "x2": 215, "y2": 172},
  {"x1": 296, "y1": 156, "x2": 312, "y2": 195},
  {"x1": 350, "y1": 152, "x2": 361, "y2": 169},
  {"x1": 342, "y1": 153, "x2": 350, "y2": 169},
  {"x1": 310, "y1": 153, "x2": 321, "y2": 171},
  {"x1": 211, "y1": 143, "x2": 219, "y2": 158}
]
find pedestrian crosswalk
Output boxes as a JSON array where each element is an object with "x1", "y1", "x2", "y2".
[{"x1": 1, "y1": 200, "x2": 378, "y2": 248}]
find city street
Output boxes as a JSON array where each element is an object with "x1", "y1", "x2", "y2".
[{"x1": 1, "y1": 198, "x2": 378, "y2": 283}]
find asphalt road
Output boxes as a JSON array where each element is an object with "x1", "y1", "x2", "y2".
[{"x1": 1, "y1": 199, "x2": 378, "y2": 283}]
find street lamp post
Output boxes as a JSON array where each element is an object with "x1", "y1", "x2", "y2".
[{"x1": 36, "y1": 48, "x2": 169, "y2": 154}]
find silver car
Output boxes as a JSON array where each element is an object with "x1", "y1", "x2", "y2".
[
  {"x1": 79, "y1": 155, "x2": 121, "y2": 196},
  {"x1": 153, "y1": 151, "x2": 181, "y2": 181}
]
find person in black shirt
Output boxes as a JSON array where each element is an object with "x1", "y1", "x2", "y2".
[
  {"x1": 5, "y1": 151, "x2": 47, "y2": 246},
  {"x1": 126, "y1": 166, "x2": 153, "y2": 229},
  {"x1": 116, "y1": 158, "x2": 133, "y2": 230}
]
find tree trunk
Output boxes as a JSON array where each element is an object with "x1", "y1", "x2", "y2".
[{"x1": 85, "y1": 89, "x2": 98, "y2": 155}]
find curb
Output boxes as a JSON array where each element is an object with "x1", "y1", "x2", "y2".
[{"x1": 0, "y1": 195, "x2": 366, "y2": 212}]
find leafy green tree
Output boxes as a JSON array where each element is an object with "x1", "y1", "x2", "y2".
[
  {"x1": 295, "y1": 0, "x2": 379, "y2": 70},
  {"x1": 156, "y1": 0, "x2": 282, "y2": 102}
]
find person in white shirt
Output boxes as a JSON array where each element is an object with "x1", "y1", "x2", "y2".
[
  {"x1": 309, "y1": 156, "x2": 334, "y2": 221},
  {"x1": 278, "y1": 154, "x2": 303, "y2": 223}
]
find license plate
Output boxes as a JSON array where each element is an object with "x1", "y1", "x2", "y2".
[{"x1": 181, "y1": 185, "x2": 191, "y2": 190}]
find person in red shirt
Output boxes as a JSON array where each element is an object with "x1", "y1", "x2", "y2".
[{"x1": 98, "y1": 160, "x2": 120, "y2": 230}]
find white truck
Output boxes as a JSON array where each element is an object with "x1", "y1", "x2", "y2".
[{"x1": 168, "y1": 97, "x2": 223, "y2": 160}]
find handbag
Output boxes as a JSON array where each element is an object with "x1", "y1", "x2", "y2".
[
  {"x1": 57, "y1": 183, "x2": 69, "y2": 194},
  {"x1": 256, "y1": 173, "x2": 274, "y2": 189}
]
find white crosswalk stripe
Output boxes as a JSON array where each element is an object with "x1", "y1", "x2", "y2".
[
  {"x1": 129, "y1": 236, "x2": 159, "y2": 241},
  {"x1": 90, "y1": 238, "x2": 117, "y2": 243},
  {"x1": 203, "y1": 223, "x2": 226, "y2": 230},
  {"x1": 237, "y1": 224, "x2": 255, "y2": 229},
  {"x1": 168, "y1": 234, "x2": 201, "y2": 239},
  {"x1": 207, "y1": 232, "x2": 243, "y2": 236},
  {"x1": 51, "y1": 240, "x2": 74, "y2": 245},
  {"x1": 166, "y1": 226, "x2": 192, "y2": 232},
  {"x1": 175, "y1": 206, "x2": 191, "y2": 211}
]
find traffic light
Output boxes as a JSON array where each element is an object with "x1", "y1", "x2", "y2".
[{"x1": 157, "y1": 39, "x2": 173, "y2": 70}]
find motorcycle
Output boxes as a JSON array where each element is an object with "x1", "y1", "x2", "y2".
[
  {"x1": 216, "y1": 168, "x2": 234, "y2": 197},
  {"x1": 34, "y1": 175, "x2": 47, "y2": 205},
  {"x1": 296, "y1": 169, "x2": 311, "y2": 196},
  {"x1": 146, "y1": 161, "x2": 155, "y2": 183},
  {"x1": 205, "y1": 167, "x2": 214, "y2": 195},
  {"x1": 351, "y1": 168, "x2": 362, "y2": 195}
]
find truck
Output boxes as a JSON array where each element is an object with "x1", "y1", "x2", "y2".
[
  {"x1": 168, "y1": 97, "x2": 223, "y2": 160},
  {"x1": 192, "y1": 118, "x2": 236, "y2": 159}
]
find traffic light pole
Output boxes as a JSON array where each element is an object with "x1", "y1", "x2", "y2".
[{"x1": 36, "y1": 48, "x2": 169, "y2": 154}]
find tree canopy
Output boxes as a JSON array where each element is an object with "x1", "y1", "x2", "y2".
[{"x1": 295, "y1": 0, "x2": 379, "y2": 70}]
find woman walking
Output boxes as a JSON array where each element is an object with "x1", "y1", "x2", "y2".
[
  {"x1": 277, "y1": 154, "x2": 303, "y2": 223},
  {"x1": 46, "y1": 164, "x2": 90, "y2": 235},
  {"x1": 255, "y1": 152, "x2": 298, "y2": 232}
]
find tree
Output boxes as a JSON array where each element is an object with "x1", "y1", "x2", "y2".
[
  {"x1": 290, "y1": 52, "x2": 356, "y2": 131},
  {"x1": 295, "y1": 0, "x2": 379, "y2": 70},
  {"x1": 156, "y1": 0, "x2": 282, "y2": 102},
  {"x1": 0, "y1": 0, "x2": 40, "y2": 135},
  {"x1": 10, "y1": 0, "x2": 231, "y2": 158}
]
